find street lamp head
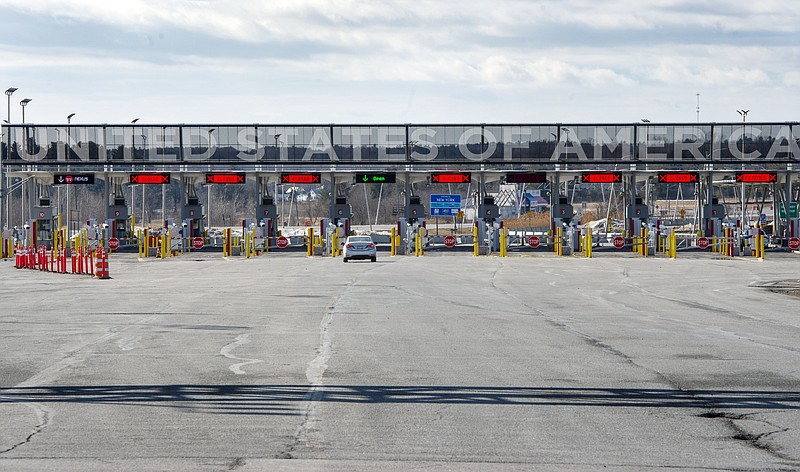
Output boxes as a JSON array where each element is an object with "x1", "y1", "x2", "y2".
[
  {"x1": 641, "y1": 118, "x2": 650, "y2": 123},
  {"x1": 67, "y1": 113, "x2": 75, "y2": 123},
  {"x1": 209, "y1": 128, "x2": 215, "y2": 133},
  {"x1": 20, "y1": 98, "x2": 32, "y2": 106},
  {"x1": 131, "y1": 118, "x2": 139, "y2": 124},
  {"x1": 5, "y1": 87, "x2": 17, "y2": 96}
]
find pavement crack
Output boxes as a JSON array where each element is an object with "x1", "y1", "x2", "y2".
[
  {"x1": 698, "y1": 410, "x2": 797, "y2": 462},
  {"x1": 0, "y1": 401, "x2": 51, "y2": 455},
  {"x1": 280, "y1": 264, "x2": 382, "y2": 458}
]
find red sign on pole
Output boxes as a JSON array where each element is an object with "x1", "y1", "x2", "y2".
[
  {"x1": 192, "y1": 237, "x2": 205, "y2": 250},
  {"x1": 205, "y1": 173, "x2": 246, "y2": 184},
  {"x1": 528, "y1": 235, "x2": 540, "y2": 248},
  {"x1": 444, "y1": 235, "x2": 456, "y2": 247},
  {"x1": 788, "y1": 237, "x2": 800, "y2": 250},
  {"x1": 582, "y1": 172, "x2": 622, "y2": 184},
  {"x1": 276, "y1": 236, "x2": 290, "y2": 248},
  {"x1": 612, "y1": 236, "x2": 625, "y2": 249},
  {"x1": 697, "y1": 237, "x2": 710, "y2": 249},
  {"x1": 281, "y1": 173, "x2": 321, "y2": 184},
  {"x1": 431, "y1": 172, "x2": 471, "y2": 184},
  {"x1": 108, "y1": 237, "x2": 120, "y2": 250},
  {"x1": 658, "y1": 172, "x2": 699, "y2": 183},
  {"x1": 130, "y1": 173, "x2": 170, "y2": 184},
  {"x1": 736, "y1": 172, "x2": 777, "y2": 183}
]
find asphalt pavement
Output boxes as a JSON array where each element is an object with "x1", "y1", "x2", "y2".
[{"x1": 1, "y1": 251, "x2": 799, "y2": 471}]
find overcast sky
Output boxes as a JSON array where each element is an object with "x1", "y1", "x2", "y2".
[{"x1": 1, "y1": 0, "x2": 798, "y2": 125}]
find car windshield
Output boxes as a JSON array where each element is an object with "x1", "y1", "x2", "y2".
[{"x1": 348, "y1": 237, "x2": 372, "y2": 243}]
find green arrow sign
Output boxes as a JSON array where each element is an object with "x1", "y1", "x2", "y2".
[{"x1": 356, "y1": 173, "x2": 396, "y2": 183}]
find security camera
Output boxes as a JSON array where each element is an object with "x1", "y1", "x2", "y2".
[
  {"x1": 182, "y1": 222, "x2": 188, "y2": 227},
  {"x1": 102, "y1": 223, "x2": 109, "y2": 228},
  {"x1": 23, "y1": 224, "x2": 30, "y2": 230},
  {"x1": 259, "y1": 221, "x2": 266, "y2": 227}
]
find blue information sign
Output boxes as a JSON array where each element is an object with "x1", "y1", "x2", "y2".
[{"x1": 430, "y1": 194, "x2": 461, "y2": 216}]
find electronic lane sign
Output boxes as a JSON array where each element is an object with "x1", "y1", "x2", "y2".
[
  {"x1": 431, "y1": 172, "x2": 471, "y2": 184},
  {"x1": 581, "y1": 172, "x2": 622, "y2": 184},
  {"x1": 430, "y1": 194, "x2": 462, "y2": 216},
  {"x1": 281, "y1": 173, "x2": 321, "y2": 184},
  {"x1": 54, "y1": 173, "x2": 95, "y2": 185},
  {"x1": 130, "y1": 173, "x2": 170, "y2": 184},
  {"x1": 357, "y1": 172, "x2": 396, "y2": 184},
  {"x1": 736, "y1": 172, "x2": 777, "y2": 183},
  {"x1": 205, "y1": 173, "x2": 246, "y2": 184},
  {"x1": 658, "y1": 172, "x2": 699, "y2": 184},
  {"x1": 505, "y1": 172, "x2": 548, "y2": 184}
]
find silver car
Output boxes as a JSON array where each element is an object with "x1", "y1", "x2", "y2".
[{"x1": 343, "y1": 235, "x2": 377, "y2": 262}]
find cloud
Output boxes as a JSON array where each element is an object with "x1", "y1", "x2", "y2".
[{"x1": 0, "y1": 0, "x2": 797, "y2": 123}]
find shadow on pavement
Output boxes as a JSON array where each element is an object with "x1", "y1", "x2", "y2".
[{"x1": 2, "y1": 385, "x2": 799, "y2": 416}]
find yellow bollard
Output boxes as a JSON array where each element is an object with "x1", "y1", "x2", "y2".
[
  {"x1": 390, "y1": 227, "x2": 396, "y2": 256},
  {"x1": 587, "y1": 227, "x2": 593, "y2": 258},
  {"x1": 308, "y1": 227, "x2": 314, "y2": 257},
  {"x1": 473, "y1": 225, "x2": 479, "y2": 256},
  {"x1": 670, "y1": 228, "x2": 676, "y2": 259},
  {"x1": 556, "y1": 227, "x2": 563, "y2": 257},
  {"x1": 642, "y1": 227, "x2": 648, "y2": 257},
  {"x1": 723, "y1": 228, "x2": 728, "y2": 256}
]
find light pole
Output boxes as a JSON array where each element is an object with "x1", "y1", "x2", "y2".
[
  {"x1": 20, "y1": 98, "x2": 31, "y2": 223},
  {"x1": 207, "y1": 128, "x2": 214, "y2": 228},
  {"x1": 274, "y1": 134, "x2": 282, "y2": 225},
  {"x1": 20, "y1": 98, "x2": 31, "y2": 124},
  {"x1": 737, "y1": 109, "x2": 749, "y2": 227},
  {"x1": 5, "y1": 88, "x2": 16, "y2": 123},
  {"x1": 1, "y1": 87, "x2": 16, "y2": 230},
  {"x1": 65, "y1": 115, "x2": 75, "y2": 234}
]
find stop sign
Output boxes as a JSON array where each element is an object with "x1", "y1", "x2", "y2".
[
  {"x1": 276, "y1": 236, "x2": 290, "y2": 248},
  {"x1": 108, "y1": 237, "x2": 120, "y2": 251},
  {"x1": 443, "y1": 235, "x2": 456, "y2": 247},
  {"x1": 697, "y1": 237, "x2": 710, "y2": 249},
  {"x1": 612, "y1": 236, "x2": 625, "y2": 249},
  {"x1": 528, "y1": 235, "x2": 540, "y2": 248},
  {"x1": 192, "y1": 237, "x2": 204, "y2": 250},
  {"x1": 788, "y1": 237, "x2": 800, "y2": 250}
]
